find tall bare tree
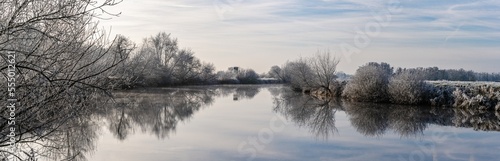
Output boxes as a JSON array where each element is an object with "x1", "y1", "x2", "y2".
[
  {"x1": 172, "y1": 49, "x2": 202, "y2": 84},
  {"x1": 309, "y1": 51, "x2": 340, "y2": 92}
]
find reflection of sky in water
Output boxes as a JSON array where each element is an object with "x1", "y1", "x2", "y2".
[{"x1": 87, "y1": 85, "x2": 500, "y2": 161}]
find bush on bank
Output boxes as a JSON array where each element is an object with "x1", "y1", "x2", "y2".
[
  {"x1": 342, "y1": 62, "x2": 392, "y2": 103},
  {"x1": 283, "y1": 60, "x2": 500, "y2": 109},
  {"x1": 388, "y1": 70, "x2": 432, "y2": 105}
]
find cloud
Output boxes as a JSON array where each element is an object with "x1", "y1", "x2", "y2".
[{"x1": 99, "y1": 0, "x2": 500, "y2": 73}]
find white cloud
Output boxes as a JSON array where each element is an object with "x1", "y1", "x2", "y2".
[{"x1": 99, "y1": 0, "x2": 500, "y2": 73}]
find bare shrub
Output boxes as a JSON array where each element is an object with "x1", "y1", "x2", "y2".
[
  {"x1": 237, "y1": 69, "x2": 259, "y2": 84},
  {"x1": 309, "y1": 51, "x2": 340, "y2": 92},
  {"x1": 342, "y1": 62, "x2": 392, "y2": 102},
  {"x1": 282, "y1": 58, "x2": 315, "y2": 91},
  {"x1": 281, "y1": 51, "x2": 341, "y2": 93},
  {"x1": 388, "y1": 70, "x2": 431, "y2": 104},
  {"x1": 268, "y1": 65, "x2": 282, "y2": 79}
]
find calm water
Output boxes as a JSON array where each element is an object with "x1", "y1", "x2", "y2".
[{"x1": 25, "y1": 85, "x2": 500, "y2": 161}]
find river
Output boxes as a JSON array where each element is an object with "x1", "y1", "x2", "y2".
[{"x1": 7, "y1": 85, "x2": 500, "y2": 161}]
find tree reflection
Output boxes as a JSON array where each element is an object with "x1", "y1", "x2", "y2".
[
  {"x1": 452, "y1": 108, "x2": 500, "y2": 131},
  {"x1": 344, "y1": 102, "x2": 500, "y2": 137},
  {"x1": 102, "y1": 88, "x2": 218, "y2": 140},
  {"x1": 2, "y1": 85, "x2": 500, "y2": 160},
  {"x1": 0, "y1": 90, "x2": 102, "y2": 161},
  {"x1": 273, "y1": 88, "x2": 341, "y2": 139},
  {"x1": 273, "y1": 88, "x2": 500, "y2": 139},
  {"x1": 343, "y1": 103, "x2": 453, "y2": 137},
  {"x1": 216, "y1": 85, "x2": 261, "y2": 101},
  {"x1": 343, "y1": 103, "x2": 390, "y2": 137},
  {"x1": 1, "y1": 85, "x2": 258, "y2": 161},
  {"x1": 101, "y1": 85, "x2": 262, "y2": 140}
]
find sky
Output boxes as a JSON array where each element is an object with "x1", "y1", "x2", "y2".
[{"x1": 98, "y1": 0, "x2": 500, "y2": 74}]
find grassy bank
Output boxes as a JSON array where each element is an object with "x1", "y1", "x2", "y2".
[
  {"x1": 306, "y1": 80, "x2": 500, "y2": 110},
  {"x1": 428, "y1": 81, "x2": 500, "y2": 110},
  {"x1": 293, "y1": 62, "x2": 500, "y2": 110}
]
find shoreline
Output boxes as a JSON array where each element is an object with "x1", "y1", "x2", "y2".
[{"x1": 306, "y1": 81, "x2": 500, "y2": 110}]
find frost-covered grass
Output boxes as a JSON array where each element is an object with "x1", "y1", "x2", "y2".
[
  {"x1": 342, "y1": 62, "x2": 392, "y2": 103},
  {"x1": 427, "y1": 80, "x2": 500, "y2": 88},
  {"x1": 426, "y1": 80, "x2": 500, "y2": 110}
]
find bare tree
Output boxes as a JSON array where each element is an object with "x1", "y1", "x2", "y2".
[
  {"x1": 281, "y1": 51, "x2": 340, "y2": 93},
  {"x1": 268, "y1": 65, "x2": 283, "y2": 80},
  {"x1": 126, "y1": 42, "x2": 167, "y2": 86},
  {"x1": 124, "y1": 32, "x2": 215, "y2": 86},
  {"x1": 309, "y1": 50, "x2": 340, "y2": 93},
  {"x1": 142, "y1": 32, "x2": 178, "y2": 67},
  {"x1": 342, "y1": 62, "x2": 393, "y2": 102},
  {"x1": 199, "y1": 62, "x2": 217, "y2": 84},
  {"x1": 172, "y1": 49, "x2": 202, "y2": 84},
  {"x1": 104, "y1": 35, "x2": 136, "y2": 88},
  {"x1": 0, "y1": 0, "x2": 125, "y2": 160},
  {"x1": 236, "y1": 69, "x2": 259, "y2": 84},
  {"x1": 283, "y1": 58, "x2": 315, "y2": 91}
]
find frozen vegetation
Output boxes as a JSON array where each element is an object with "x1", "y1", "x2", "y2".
[
  {"x1": 1, "y1": 0, "x2": 498, "y2": 160},
  {"x1": 343, "y1": 64, "x2": 500, "y2": 109},
  {"x1": 104, "y1": 32, "x2": 281, "y2": 89},
  {"x1": 428, "y1": 81, "x2": 500, "y2": 110},
  {"x1": 272, "y1": 54, "x2": 500, "y2": 110}
]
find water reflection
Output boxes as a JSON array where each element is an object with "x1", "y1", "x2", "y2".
[
  {"x1": 1, "y1": 85, "x2": 261, "y2": 161},
  {"x1": 230, "y1": 86, "x2": 261, "y2": 101},
  {"x1": 272, "y1": 88, "x2": 341, "y2": 139},
  {"x1": 102, "y1": 88, "x2": 217, "y2": 140},
  {"x1": 452, "y1": 108, "x2": 500, "y2": 131},
  {"x1": 0, "y1": 90, "x2": 102, "y2": 161},
  {"x1": 343, "y1": 103, "x2": 454, "y2": 137},
  {"x1": 2, "y1": 85, "x2": 500, "y2": 161},
  {"x1": 272, "y1": 87, "x2": 500, "y2": 139},
  {"x1": 100, "y1": 85, "x2": 262, "y2": 140}
]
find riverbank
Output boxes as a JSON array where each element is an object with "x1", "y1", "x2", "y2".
[
  {"x1": 307, "y1": 80, "x2": 500, "y2": 110},
  {"x1": 428, "y1": 81, "x2": 500, "y2": 110}
]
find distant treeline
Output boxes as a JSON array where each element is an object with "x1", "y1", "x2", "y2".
[
  {"x1": 106, "y1": 32, "x2": 282, "y2": 89},
  {"x1": 106, "y1": 31, "x2": 499, "y2": 90},
  {"x1": 394, "y1": 67, "x2": 500, "y2": 82}
]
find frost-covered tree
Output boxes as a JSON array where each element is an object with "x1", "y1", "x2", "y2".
[
  {"x1": 282, "y1": 58, "x2": 315, "y2": 91},
  {"x1": 309, "y1": 51, "x2": 340, "y2": 93},
  {"x1": 280, "y1": 51, "x2": 340, "y2": 93},
  {"x1": 144, "y1": 32, "x2": 178, "y2": 67},
  {"x1": 121, "y1": 32, "x2": 215, "y2": 86},
  {"x1": 388, "y1": 70, "x2": 431, "y2": 104},
  {"x1": 104, "y1": 35, "x2": 137, "y2": 88},
  {"x1": 127, "y1": 41, "x2": 168, "y2": 86},
  {"x1": 237, "y1": 69, "x2": 259, "y2": 84},
  {"x1": 268, "y1": 65, "x2": 283, "y2": 80},
  {"x1": 0, "y1": 0, "x2": 125, "y2": 160},
  {"x1": 199, "y1": 63, "x2": 217, "y2": 84},
  {"x1": 342, "y1": 62, "x2": 393, "y2": 102},
  {"x1": 172, "y1": 49, "x2": 202, "y2": 84}
]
